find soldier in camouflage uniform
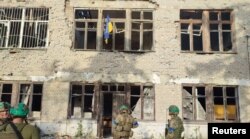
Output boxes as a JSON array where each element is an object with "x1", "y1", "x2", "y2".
[
  {"x1": 166, "y1": 105, "x2": 184, "y2": 139},
  {"x1": 0, "y1": 101, "x2": 20, "y2": 138},
  {"x1": 0, "y1": 101, "x2": 11, "y2": 132},
  {"x1": 5, "y1": 102, "x2": 40, "y2": 139},
  {"x1": 112, "y1": 105, "x2": 139, "y2": 139}
]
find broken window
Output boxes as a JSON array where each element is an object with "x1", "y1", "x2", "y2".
[
  {"x1": 69, "y1": 83, "x2": 95, "y2": 119},
  {"x1": 0, "y1": 82, "x2": 43, "y2": 118},
  {"x1": 19, "y1": 83, "x2": 43, "y2": 118},
  {"x1": 131, "y1": 10, "x2": 153, "y2": 51},
  {"x1": 0, "y1": 7, "x2": 49, "y2": 48},
  {"x1": 74, "y1": 9, "x2": 98, "y2": 50},
  {"x1": 182, "y1": 85, "x2": 239, "y2": 122},
  {"x1": 102, "y1": 10, "x2": 126, "y2": 51},
  {"x1": 180, "y1": 10, "x2": 234, "y2": 53},
  {"x1": 69, "y1": 83, "x2": 155, "y2": 121},
  {"x1": 130, "y1": 84, "x2": 155, "y2": 120},
  {"x1": 74, "y1": 9, "x2": 154, "y2": 52}
]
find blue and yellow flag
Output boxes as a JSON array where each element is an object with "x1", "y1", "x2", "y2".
[{"x1": 104, "y1": 15, "x2": 113, "y2": 44}]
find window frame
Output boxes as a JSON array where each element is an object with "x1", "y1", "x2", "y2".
[
  {"x1": 179, "y1": 9, "x2": 235, "y2": 54},
  {"x1": 182, "y1": 84, "x2": 240, "y2": 123},
  {"x1": 0, "y1": 81, "x2": 44, "y2": 119},
  {"x1": 68, "y1": 82, "x2": 155, "y2": 121},
  {"x1": 69, "y1": 82, "x2": 97, "y2": 119},
  {"x1": 73, "y1": 8, "x2": 154, "y2": 52},
  {"x1": 0, "y1": 7, "x2": 49, "y2": 49}
]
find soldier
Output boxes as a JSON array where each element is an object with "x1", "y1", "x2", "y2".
[
  {"x1": 5, "y1": 102, "x2": 40, "y2": 139},
  {"x1": 112, "y1": 104, "x2": 138, "y2": 139},
  {"x1": 0, "y1": 101, "x2": 11, "y2": 132},
  {"x1": 166, "y1": 105, "x2": 184, "y2": 139}
]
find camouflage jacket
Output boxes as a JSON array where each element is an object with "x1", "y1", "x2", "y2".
[
  {"x1": 5, "y1": 123, "x2": 40, "y2": 139},
  {"x1": 166, "y1": 116, "x2": 184, "y2": 139},
  {"x1": 113, "y1": 113, "x2": 138, "y2": 138}
]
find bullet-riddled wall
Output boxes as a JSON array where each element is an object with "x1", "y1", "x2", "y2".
[{"x1": 0, "y1": 0, "x2": 250, "y2": 139}]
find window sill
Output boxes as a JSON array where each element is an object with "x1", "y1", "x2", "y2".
[
  {"x1": 180, "y1": 51, "x2": 237, "y2": 54},
  {"x1": 73, "y1": 49, "x2": 155, "y2": 53},
  {"x1": 0, "y1": 47, "x2": 47, "y2": 51}
]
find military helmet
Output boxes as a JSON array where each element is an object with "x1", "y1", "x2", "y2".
[
  {"x1": 0, "y1": 102, "x2": 11, "y2": 112},
  {"x1": 168, "y1": 105, "x2": 179, "y2": 115},
  {"x1": 119, "y1": 105, "x2": 129, "y2": 111},
  {"x1": 10, "y1": 102, "x2": 29, "y2": 117}
]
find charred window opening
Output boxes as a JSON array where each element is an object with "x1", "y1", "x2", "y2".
[
  {"x1": 0, "y1": 7, "x2": 49, "y2": 48},
  {"x1": 0, "y1": 84, "x2": 12, "y2": 102},
  {"x1": 70, "y1": 83, "x2": 95, "y2": 119},
  {"x1": 180, "y1": 10, "x2": 234, "y2": 53},
  {"x1": 182, "y1": 85, "x2": 239, "y2": 122},
  {"x1": 74, "y1": 9, "x2": 154, "y2": 52}
]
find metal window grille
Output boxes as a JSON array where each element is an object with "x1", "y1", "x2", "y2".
[{"x1": 0, "y1": 7, "x2": 49, "y2": 48}]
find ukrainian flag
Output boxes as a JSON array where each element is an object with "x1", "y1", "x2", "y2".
[{"x1": 104, "y1": 15, "x2": 113, "y2": 44}]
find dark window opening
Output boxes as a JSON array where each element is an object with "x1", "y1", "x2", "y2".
[
  {"x1": 74, "y1": 10, "x2": 98, "y2": 50},
  {"x1": 1, "y1": 84, "x2": 12, "y2": 102},
  {"x1": 32, "y1": 84, "x2": 43, "y2": 111},
  {"x1": 70, "y1": 84, "x2": 95, "y2": 119},
  {"x1": 180, "y1": 10, "x2": 202, "y2": 19},
  {"x1": 103, "y1": 93, "x2": 113, "y2": 116},
  {"x1": 131, "y1": 86, "x2": 140, "y2": 95}
]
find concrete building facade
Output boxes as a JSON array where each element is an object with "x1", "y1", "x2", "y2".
[{"x1": 0, "y1": 0, "x2": 250, "y2": 138}]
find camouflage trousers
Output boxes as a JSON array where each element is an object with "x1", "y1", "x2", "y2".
[{"x1": 113, "y1": 131, "x2": 131, "y2": 139}]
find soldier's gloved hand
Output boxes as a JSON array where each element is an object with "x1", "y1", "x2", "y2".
[{"x1": 132, "y1": 121, "x2": 139, "y2": 128}]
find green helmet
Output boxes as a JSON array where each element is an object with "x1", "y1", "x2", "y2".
[
  {"x1": 0, "y1": 102, "x2": 11, "y2": 111},
  {"x1": 168, "y1": 105, "x2": 179, "y2": 115},
  {"x1": 119, "y1": 105, "x2": 129, "y2": 111},
  {"x1": 119, "y1": 104, "x2": 131, "y2": 114},
  {"x1": 10, "y1": 102, "x2": 29, "y2": 117}
]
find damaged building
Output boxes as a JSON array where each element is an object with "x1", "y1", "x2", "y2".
[{"x1": 0, "y1": 0, "x2": 250, "y2": 139}]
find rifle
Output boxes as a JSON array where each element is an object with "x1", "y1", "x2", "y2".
[{"x1": 165, "y1": 119, "x2": 170, "y2": 137}]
